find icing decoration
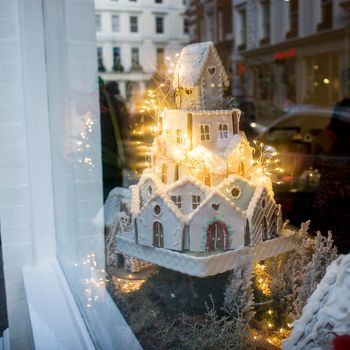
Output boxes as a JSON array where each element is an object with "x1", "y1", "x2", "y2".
[
  {"x1": 207, "y1": 66, "x2": 216, "y2": 76},
  {"x1": 211, "y1": 203, "x2": 220, "y2": 211}
]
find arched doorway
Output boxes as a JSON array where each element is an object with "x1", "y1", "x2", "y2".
[
  {"x1": 206, "y1": 221, "x2": 229, "y2": 252},
  {"x1": 153, "y1": 221, "x2": 164, "y2": 248}
]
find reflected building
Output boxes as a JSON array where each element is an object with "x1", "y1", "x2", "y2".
[
  {"x1": 232, "y1": 0, "x2": 350, "y2": 120},
  {"x1": 95, "y1": 0, "x2": 189, "y2": 113},
  {"x1": 185, "y1": 0, "x2": 234, "y2": 88}
]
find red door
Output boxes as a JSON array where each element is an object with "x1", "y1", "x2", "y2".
[{"x1": 206, "y1": 221, "x2": 229, "y2": 252}]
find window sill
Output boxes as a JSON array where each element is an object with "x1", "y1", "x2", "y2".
[{"x1": 23, "y1": 261, "x2": 141, "y2": 350}]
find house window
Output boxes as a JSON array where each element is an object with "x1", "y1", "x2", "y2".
[
  {"x1": 130, "y1": 16, "x2": 138, "y2": 32},
  {"x1": 111, "y1": 15, "x2": 120, "y2": 32},
  {"x1": 155, "y1": 0, "x2": 163, "y2": 3},
  {"x1": 174, "y1": 164, "x2": 179, "y2": 181},
  {"x1": 286, "y1": 0, "x2": 298, "y2": 38},
  {"x1": 155, "y1": 16, "x2": 164, "y2": 34},
  {"x1": 200, "y1": 124, "x2": 210, "y2": 141},
  {"x1": 238, "y1": 8, "x2": 246, "y2": 49},
  {"x1": 262, "y1": 216, "x2": 268, "y2": 241},
  {"x1": 261, "y1": 1, "x2": 270, "y2": 42},
  {"x1": 153, "y1": 222, "x2": 164, "y2": 247},
  {"x1": 96, "y1": 14, "x2": 101, "y2": 31},
  {"x1": 184, "y1": 18, "x2": 189, "y2": 34},
  {"x1": 217, "y1": 10, "x2": 223, "y2": 41},
  {"x1": 318, "y1": 0, "x2": 333, "y2": 30},
  {"x1": 219, "y1": 123, "x2": 229, "y2": 139},
  {"x1": 171, "y1": 195, "x2": 182, "y2": 209},
  {"x1": 238, "y1": 161, "x2": 245, "y2": 176},
  {"x1": 204, "y1": 168, "x2": 211, "y2": 186},
  {"x1": 176, "y1": 129, "x2": 183, "y2": 144},
  {"x1": 154, "y1": 204, "x2": 161, "y2": 215},
  {"x1": 97, "y1": 47, "x2": 105, "y2": 72},
  {"x1": 192, "y1": 195, "x2": 201, "y2": 209},
  {"x1": 156, "y1": 48, "x2": 165, "y2": 70},
  {"x1": 161, "y1": 163, "x2": 167, "y2": 183},
  {"x1": 131, "y1": 47, "x2": 140, "y2": 70},
  {"x1": 113, "y1": 47, "x2": 122, "y2": 71}
]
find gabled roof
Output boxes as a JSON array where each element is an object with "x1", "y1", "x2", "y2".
[
  {"x1": 139, "y1": 189, "x2": 186, "y2": 225},
  {"x1": 217, "y1": 175, "x2": 257, "y2": 212},
  {"x1": 166, "y1": 176, "x2": 210, "y2": 195},
  {"x1": 138, "y1": 172, "x2": 164, "y2": 190},
  {"x1": 173, "y1": 41, "x2": 230, "y2": 89}
]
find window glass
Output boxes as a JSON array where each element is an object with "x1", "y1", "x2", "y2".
[
  {"x1": 155, "y1": 16, "x2": 164, "y2": 33},
  {"x1": 93, "y1": 0, "x2": 350, "y2": 348},
  {"x1": 111, "y1": 14, "x2": 120, "y2": 32},
  {"x1": 130, "y1": 16, "x2": 138, "y2": 32}
]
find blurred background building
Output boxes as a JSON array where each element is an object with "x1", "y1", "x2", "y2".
[
  {"x1": 232, "y1": 0, "x2": 350, "y2": 120},
  {"x1": 95, "y1": 0, "x2": 189, "y2": 113},
  {"x1": 185, "y1": 0, "x2": 234, "y2": 87}
]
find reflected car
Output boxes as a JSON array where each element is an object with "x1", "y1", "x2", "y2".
[{"x1": 257, "y1": 106, "x2": 350, "y2": 247}]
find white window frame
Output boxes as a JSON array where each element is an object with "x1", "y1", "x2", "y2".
[
  {"x1": 192, "y1": 195, "x2": 201, "y2": 209},
  {"x1": 3, "y1": 1, "x2": 141, "y2": 349},
  {"x1": 200, "y1": 124, "x2": 211, "y2": 141},
  {"x1": 219, "y1": 123, "x2": 229, "y2": 139},
  {"x1": 171, "y1": 195, "x2": 182, "y2": 209}
]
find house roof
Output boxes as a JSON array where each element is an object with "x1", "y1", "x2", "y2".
[
  {"x1": 166, "y1": 176, "x2": 210, "y2": 195},
  {"x1": 173, "y1": 41, "x2": 230, "y2": 89},
  {"x1": 217, "y1": 175, "x2": 257, "y2": 212}
]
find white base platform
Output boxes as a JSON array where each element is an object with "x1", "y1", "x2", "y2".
[{"x1": 116, "y1": 229, "x2": 297, "y2": 277}]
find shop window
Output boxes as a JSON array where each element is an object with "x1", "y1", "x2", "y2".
[
  {"x1": 130, "y1": 16, "x2": 138, "y2": 33},
  {"x1": 200, "y1": 124, "x2": 210, "y2": 141},
  {"x1": 219, "y1": 123, "x2": 229, "y2": 139}
]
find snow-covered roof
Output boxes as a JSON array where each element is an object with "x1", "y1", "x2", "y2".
[
  {"x1": 217, "y1": 175, "x2": 257, "y2": 212},
  {"x1": 138, "y1": 172, "x2": 164, "y2": 190},
  {"x1": 130, "y1": 185, "x2": 140, "y2": 217},
  {"x1": 173, "y1": 41, "x2": 229, "y2": 89},
  {"x1": 283, "y1": 254, "x2": 350, "y2": 350},
  {"x1": 140, "y1": 189, "x2": 186, "y2": 225},
  {"x1": 166, "y1": 176, "x2": 210, "y2": 195}
]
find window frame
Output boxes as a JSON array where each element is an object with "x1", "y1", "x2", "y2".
[
  {"x1": 130, "y1": 16, "x2": 138, "y2": 33},
  {"x1": 192, "y1": 195, "x2": 201, "y2": 210},
  {"x1": 171, "y1": 195, "x2": 182, "y2": 209},
  {"x1": 155, "y1": 16, "x2": 164, "y2": 34},
  {"x1": 218, "y1": 123, "x2": 229, "y2": 139},
  {"x1": 111, "y1": 14, "x2": 120, "y2": 32},
  {"x1": 200, "y1": 124, "x2": 211, "y2": 141}
]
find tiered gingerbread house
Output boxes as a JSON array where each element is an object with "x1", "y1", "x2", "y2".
[{"x1": 127, "y1": 41, "x2": 283, "y2": 255}]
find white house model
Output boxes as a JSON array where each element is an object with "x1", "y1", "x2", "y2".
[{"x1": 129, "y1": 42, "x2": 283, "y2": 254}]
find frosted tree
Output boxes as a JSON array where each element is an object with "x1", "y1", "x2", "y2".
[
  {"x1": 294, "y1": 230, "x2": 337, "y2": 318},
  {"x1": 222, "y1": 253, "x2": 255, "y2": 347}
]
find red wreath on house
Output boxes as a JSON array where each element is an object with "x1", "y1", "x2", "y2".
[{"x1": 206, "y1": 221, "x2": 230, "y2": 252}]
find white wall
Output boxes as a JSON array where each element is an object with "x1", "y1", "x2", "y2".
[{"x1": 0, "y1": 0, "x2": 46, "y2": 348}]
